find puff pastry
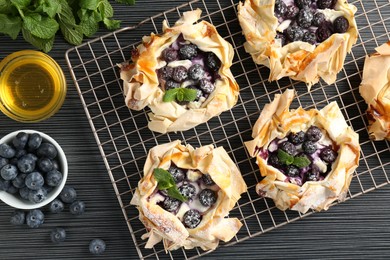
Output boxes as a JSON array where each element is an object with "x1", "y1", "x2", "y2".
[
  {"x1": 237, "y1": 0, "x2": 358, "y2": 88},
  {"x1": 130, "y1": 140, "x2": 247, "y2": 251},
  {"x1": 359, "y1": 41, "x2": 390, "y2": 141},
  {"x1": 119, "y1": 9, "x2": 239, "y2": 133},
  {"x1": 245, "y1": 89, "x2": 360, "y2": 213}
]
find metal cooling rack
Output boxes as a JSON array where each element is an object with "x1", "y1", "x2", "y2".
[{"x1": 65, "y1": 0, "x2": 390, "y2": 259}]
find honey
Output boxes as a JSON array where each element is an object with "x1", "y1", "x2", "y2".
[{"x1": 0, "y1": 50, "x2": 66, "y2": 122}]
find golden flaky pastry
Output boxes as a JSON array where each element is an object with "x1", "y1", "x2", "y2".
[
  {"x1": 237, "y1": 0, "x2": 358, "y2": 88},
  {"x1": 359, "y1": 41, "x2": 390, "y2": 141},
  {"x1": 130, "y1": 140, "x2": 247, "y2": 251},
  {"x1": 245, "y1": 89, "x2": 360, "y2": 213},
  {"x1": 119, "y1": 9, "x2": 239, "y2": 134}
]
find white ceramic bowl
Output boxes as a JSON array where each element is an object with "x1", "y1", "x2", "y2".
[{"x1": 0, "y1": 130, "x2": 68, "y2": 209}]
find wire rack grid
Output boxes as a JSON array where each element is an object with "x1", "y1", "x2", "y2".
[{"x1": 65, "y1": 0, "x2": 390, "y2": 259}]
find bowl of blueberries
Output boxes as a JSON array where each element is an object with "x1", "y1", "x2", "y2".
[{"x1": 0, "y1": 130, "x2": 68, "y2": 209}]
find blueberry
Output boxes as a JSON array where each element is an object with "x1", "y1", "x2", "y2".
[
  {"x1": 0, "y1": 156, "x2": 8, "y2": 169},
  {"x1": 25, "y1": 171, "x2": 44, "y2": 190},
  {"x1": 268, "y1": 153, "x2": 281, "y2": 168},
  {"x1": 317, "y1": 0, "x2": 333, "y2": 9},
  {"x1": 26, "y1": 209, "x2": 44, "y2": 228},
  {"x1": 172, "y1": 66, "x2": 188, "y2": 82},
  {"x1": 302, "y1": 141, "x2": 317, "y2": 154},
  {"x1": 0, "y1": 177, "x2": 10, "y2": 191},
  {"x1": 275, "y1": 32, "x2": 287, "y2": 46},
  {"x1": 333, "y1": 16, "x2": 349, "y2": 33},
  {"x1": 37, "y1": 157, "x2": 54, "y2": 173},
  {"x1": 285, "y1": 25, "x2": 305, "y2": 42},
  {"x1": 7, "y1": 185, "x2": 19, "y2": 194},
  {"x1": 12, "y1": 132, "x2": 29, "y2": 150},
  {"x1": 303, "y1": 31, "x2": 317, "y2": 44},
  {"x1": 199, "y1": 78, "x2": 215, "y2": 94},
  {"x1": 50, "y1": 228, "x2": 66, "y2": 244},
  {"x1": 27, "y1": 133, "x2": 42, "y2": 150},
  {"x1": 26, "y1": 153, "x2": 38, "y2": 162},
  {"x1": 14, "y1": 149, "x2": 27, "y2": 159},
  {"x1": 37, "y1": 143, "x2": 58, "y2": 160},
  {"x1": 286, "y1": 165, "x2": 300, "y2": 177},
  {"x1": 274, "y1": 0, "x2": 287, "y2": 17},
  {"x1": 60, "y1": 186, "x2": 77, "y2": 203},
  {"x1": 161, "y1": 197, "x2": 181, "y2": 212},
  {"x1": 188, "y1": 86, "x2": 203, "y2": 101},
  {"x1": 158, "y1": 66, "x2": 174, "y2": 80},
  {"x1": 9, "y1": 157, "x2": 18, "y2": 165},
  {"x1": 89, "y1": 239, "x2": 106, "y2": 255},
  {"x1": 206, "y1": 52, "x2": 221, "y2": 71},
  {"x1": 295, "y1": 0, "x2": 312, "y2": 9},
  {"x1": 12, "y1": 173, "x2": 27, "y2": 188},
  {"x1": 288, "y1": 131, "x2": 306, "y2": 145},
  {"x1": 306, "y1": 171, "x2": 319, "y2": 182},
  {"x1": 320, "y1": 148, "x2": 337, "y2": 163},
  {"x1": 28, "y1": 188, "x2": 47, "y2": 203},
  {"x1": 10, "y1": 210, "x2": 25, "y2": 225},
  {"x1": 69, "y1": 200, "x2": 86, "y2": 215},
  {"x1": 312, "y1": 12, "x2": 326, "y2": 26},
  {"x1": 179, "y1": 44, "x2": 198, "y2": 60},
  {"x1": 202, "y1": 174, "x2": 215, "y2": 186},
  {"x1": 168, "y1": 165, "x2": 185, "y2": 183},
  {"x1": 198, "y1": 189, "x2": 217, "y2": 207},
  {"x1": 52, "y1": 159, "x2": 60, "y2": 170},
  {"x1": 0, "y1": 143, "x2": 16, "y2": 159},
  {"x1": 297, "y1": 8, "x2": 313, "y2": 28},
  {"x1": 305, "y1": 126, "x2": 322, "y2": 142},
  {"x1": 285, "y1": 5, "x2": 300, "y2": 19},
  {"x1": 188, "y1": 64, "x2": 204, "y2": 81},
  {"x1": 316, "y1": 23, "x2": 333, "y2": 42},
  {"x1": 45, "y1": 169, "x2": 63, "y2": 187},
  {"x1": 179, "y1": 183, "x2": 196, "y2": 199},
  {"x1": 162, "y1": 48, "x2": 178, "y2": 62},
  {"x1": 42, "y1": 185, "x2": 53, "y2": 194},
  {"x1": 1, "y1": 164, "x2": 18, "y2": 180},
  {"x1": 17, "y1": 155, "x2": 36, "y2": 174},
  {"x1": 49, "y1": 198, "x2": 65, "y2": 213},
  {"x1": 183, "y1": 209, "x2": 202, "y2": 229},
  {"x1": 280, "y1": 141, "x2": 296, "y2": 155},
  {"x1": 19, "y1": 186, "x2": 30, "y2": 200},
  {"x1": 165, "y1": 80, "x2": 181, "y2": 90}
]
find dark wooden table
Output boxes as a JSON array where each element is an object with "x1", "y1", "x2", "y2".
[{"x1": 0, "y1": 1, "x2": 389, "y2": 259}]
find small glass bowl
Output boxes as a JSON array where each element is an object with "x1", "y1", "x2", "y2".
[{"x1": 0, "y1": 50, "x2": 67, "y2": 122}]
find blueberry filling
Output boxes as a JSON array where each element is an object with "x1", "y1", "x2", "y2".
[
  {"x1": 156, "y1": 34, "x2": 221, "y2": 107},
  {"x1": 263, "y1": 125, "x2": 338, "y2": 185},
  {"x1": 153, "y1": 167, "x2": 219, "y2": 229},
  {"x1": 274, "y1": 0, "x2": 350, "y2": 46}
]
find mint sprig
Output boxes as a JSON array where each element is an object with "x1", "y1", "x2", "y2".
[
  {"x1": 277, "y1": 149, "x2": 311, "y2": 168},
  {"x1": 0, "y1": 0, "x2": 135, "y2": 52},
  {"x1": 163, "y1": 88, "x2": 198, "y2": 103},
  {"x1": 153, "y1": 168, "x2": 187, "y2": 202}
]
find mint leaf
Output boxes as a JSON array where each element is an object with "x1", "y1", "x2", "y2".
[
  {"x1": 23, "y1": 13, "x2": 59, "y2": 39},
  {"x1": 176, "y1": 89, "x2": 184, "y2": 102},
  {"x1": 0, "y1": 0, "x2": 17, "y2": 14},
  {"x1": 79, "y1": 0, "x2": 100, "y2": 11},
  {"x1": 42, "y1": 0, "x2": 61, "y2": 18},
  {"x1": 277, "y1": 149, "x2": 294, "y2": 165},
  {"x1": 115, "y1": 0, "x2": 136, "y2": 5},
  {"x1": 10, "y1": 0, "x2": 30, "y2": 10},
  {"x1": 293, "y1": 156, "x2": 311, "y2": 168},
  {"x1": 163, "y1": 89, "x2": 179, "y2": 102},
  {"x1": 99, "y1": 0, "x2": 114, "y2": 18},
  {"x1": 0, "y1": 14, "x2": 21, "y2": 39},
  {"x1": 59, "y1": 21, "x2": 83, "y2": 45},
  {"x1": 80, "y1": 14, "x2": 100, "y2": 37},
  {"x1": 153, "y1": 168, "x2": 175, "y2": 188},
  {"x1": 103, "y1": 18, "x2": 120, "y2": 30},
  {"x1": 182, "y1": 88, "x2": 198, "y2": 102},
  {"x1": 22, "y1": 27, "x2": 54, "y2": 52},
  {"x1": 167, "y1": 187, "x2": 187, "y2": 202}
]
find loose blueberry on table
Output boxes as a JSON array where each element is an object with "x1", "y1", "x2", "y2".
[
  {"x1": 274, "y1": 0, "x2": 350, "y2": 46},
  {"x1": 153, "y1": 164, "x2": 220, "y2": 229},
  {"x1": 157, "y1": 34, "x2": 221, "y2": 107},
  {"x1": 0, "y1": 132, "x2": 64, "y2": 204},
  {"x1": 263, "y1": 125, "x2": 338, "y2": 185}
]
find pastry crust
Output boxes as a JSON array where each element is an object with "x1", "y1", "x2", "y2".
[
  {"x1": 130, "y1": 140, "x2": 247, "y2": 251},
  {"x1": 237, "y1": 0, "x2": 358, "y2": 88},
  {"x1": 119, "y1": 9, "x2": 239, "y2": 133},
  {"x1": 359, "y1": 41, "x2": 390, "y2": 141},
  {"x1": 245, "y1": 89, "x2": 360, "y2": 213}
]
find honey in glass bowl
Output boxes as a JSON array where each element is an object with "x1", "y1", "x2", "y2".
[{"x1": 0, "y1": 50, "x2": 66, "y2": 122}]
